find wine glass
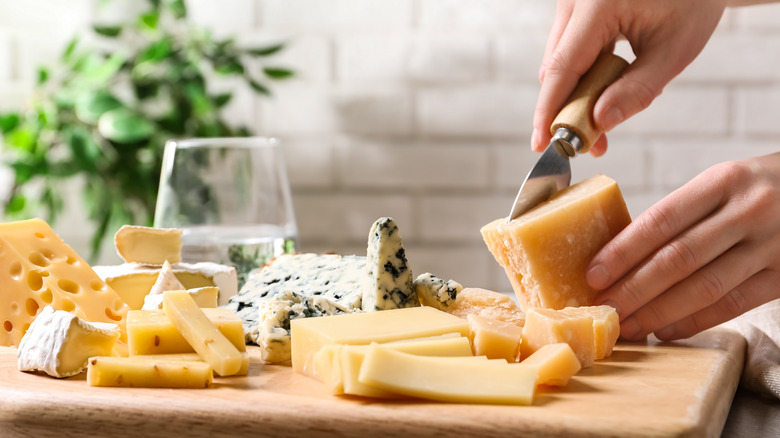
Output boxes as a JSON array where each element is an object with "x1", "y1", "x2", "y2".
[{"x1": 153, "y1": 137, "x2": 298, "y2": 287}]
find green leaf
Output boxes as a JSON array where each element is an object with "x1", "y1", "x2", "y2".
[
  {"x1": 0, "y1": 113, "x2": 20, "y2": 133},
  {"x1": 37, "y1": 67, "x2": 49, "y2": 85},
  {"x1": 263, "y1": 67, "x2": 294, "y2": 80},
  {"x1": 248, "y1": 79, "x2": 271, "y2": 96},
  {"x1": 75, "y1": 90, "x2": 124, "y2": 124},
  {"x1": 169, "y1": 0, "x2": 187, "y2": 19},
  {"x1": 6, "y1": 127, "x2": 36, "y2": 152},
  {"x1": 212, "y1": 58, "x2": 245, "y2": 75},
  {"x1": 61, "y1": 37, "x2": 79, "y2": 62},
  {"x1": 139, "y1": 11, "x2": 160, "y2": 30},
  {"x1": 64, "y1": 127, "x2": 101, "y2": 170},
  {"x1": 93, "y1": 25, "x2": 123, "y2": 37},
  {"x1": 5, "y1": 194, "x2": 26, "y2": 214},
  {"x1": 82, "y1": 51, "x2": 127, "y2": 84},
  {"x1": 98, "y1": 108, "x2": 155, "y2": 144},
  {"x1": 246, "y1": 43, "x2": 285, "y2": 57},
  {"x1": 138, "y1": 38, "x2": 172, "y2": 63},
  {"x1": 212, "y1": 92, "x2": 232, "y2": 108}
]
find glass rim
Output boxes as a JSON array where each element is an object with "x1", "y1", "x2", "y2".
[{"x1": 165, "y1": 136, "x2": 280, "y2": 149}]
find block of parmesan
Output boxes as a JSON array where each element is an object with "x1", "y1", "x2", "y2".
[
  {"x1": 481, "y1": 174, "x2": 631, "y2": 310},
  {"x1": 448, "y1": 288, "x2": 525, "y2": 328}
]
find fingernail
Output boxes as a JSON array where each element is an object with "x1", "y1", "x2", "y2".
[
  {"x1": 620, "y1": 317, "x2": 641, "y2": 340},
  {"x1": 586, "y1": 264, "x2": 610, "y2": 289},
  {"x1": 602, "y1": 106, "x2": 624, "y2": 131},
  {"x1": 531, "y1": 128, "x2": 542, "y2": 151}
]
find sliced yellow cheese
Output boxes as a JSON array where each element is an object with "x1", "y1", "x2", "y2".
[
  {"x1": 142, "y1": 286, "x2": 219, "y2": 310},
  {"x1": 358, "y1": 344, "x2": 536, "y2": 405},
  {"x1": 162, "y1": 291, "x2": 243, "y2": 376},
  {"x1": 127, "y1": 308, "x2": 245, "y2": 355},
  {"x1": 114, "y1": 225, "x2": 182, "y2": 265},
  {"x1": 521, "y1": 343, "x2": 581, "y2": 386},
  {"x1": 448, "y1": 288, "x2": 525, "y2": 327},
  {"x1": 466, "y1": 313, "x2": 523, "y2": 362},
  {"x1": 0, "y1": 218, "x2": 130, "y2": 346},
  {"x1": 290, "y1": 306, "x2": 470, "y2": 378},
  {"x1": 561, "y1": 305, "x2": 620, "y2": 360},
  {"x1": 312, "y1": 344, "x2": 346, "y2": 394},
  {"x1": 130, "y1": 352, "x2": 250, "y2": 376},
  {"x1": 86, "y1": 356, "x2": 212, "y2": 388},
  {"x1": 481, "y1": 174, "x2": 631, "y2": 310},
  {"x1": 521, "y1": 308, "x2": 596, "y2": 367}
]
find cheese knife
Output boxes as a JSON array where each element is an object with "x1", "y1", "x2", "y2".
[{"x1": 508, "y1": 52, "x2": 629, "y2": 222}]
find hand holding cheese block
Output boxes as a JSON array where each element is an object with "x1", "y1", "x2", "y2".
[
  {"x1": 17, "y1": 306, "x2": 120, "y2": 378},
  {"x1": 481, "y1": 174, "x2": 631, "y2": 310},
  {"x1": 114, "y1": 225, "x2": 182, "y2": 265},
  {"x1": 162, "y1": 290, "x2": 243, "y2": 376}
]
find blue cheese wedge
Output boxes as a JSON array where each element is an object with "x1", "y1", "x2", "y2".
[
  {"x1": 362, "y1": 217, "x2": 418, "y2": 311},
  {"x1": 17, "y1": 306, "x2": 120, "y2": 378},
  {"x1": 225, "y1": 253, "x2": 365, "y2": 351},
  {"x1": 414, "y1": 272, "x2": 462, "y2": 311}
]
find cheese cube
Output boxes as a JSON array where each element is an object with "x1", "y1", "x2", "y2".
[
  {"x1": 448, "y1": 288, "x2": 525, "y2": 327},
  {"x1": 93, "y1": 262, "x2": 238, "y2": 309},
  {"x1": 114, "y1": 225, "x2": 182, "y2": 265},
  {"x1": 130, "y1": 352, "x2": 250, "y2": 376},
  {"x1": 86, "y1": 356, "x2": 212, "y2": 388},
  {"x1": 521, "y1": 343, "x2": 582, "y2": 386},
  {"x1": 0, "y1": 219, "x2": 130, "y2": 346},
  {"x1": 481, "y1": 174, "x2": 631, "y2": 310},
  {"x1": 290, "y1": 306, "x2": 470, "y2": 377},
  {"x1": 521, "y1": 308, "x2": 596, "y2": 367},
  {"x1": 162, "y1": 290, "x2": 243, "y2": 376},
  {"x1": 358, "y1": 344, "x2": 536, "y2": 404},
  {"x1": 127, "y1": 308, "x2": 245, "y2": 355},
  {"x1": 17, "y1": 306, "x2": 120, "y2": 378},
  {"x1": 466, "y1": 313, "x2": 523, "y2": 362},
  {"x1": 562, "y1": 305, "x2": 620, "y2": 360}
]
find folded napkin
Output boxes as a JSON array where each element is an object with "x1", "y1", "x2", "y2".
[{"x1": 721, "y1": 298, "x2": 780, "y2": 399}]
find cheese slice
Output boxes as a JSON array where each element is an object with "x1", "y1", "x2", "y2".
[
  {"x1": 0, "y1": 218, "x2": 130, "y2": 346},
  {"x1": 481, "y1": 174, "x2": 631, "y2": 310},
  {"x1": 448, "y1": 288, "x2": 525, "y2": 327},
  {"x1": 358, "y1": 344, "x2": 536, "y2": 404},
  {"x1": 466, "y1": 313, "x2": 523, "y2": 362},
  {"x1": 521, "y1": 343, "x2": 581, "y2": 386},
  {"x1": 521, "y1": 307, "x2": 596, "y2": 367},
  {"x1": 162, "y1": 290, "x2": 243, "y2": 376},
  {"x1": 17, "y1": 306, "x2": 120, "y2": 378},
  {"x1": 93, "y1": 262, "x2": 238, "y2": 309},
  {"x1": 114, "y1": 225, "x2": 182, "y2": 265},
  {"x1": 130, "y1": 352, "x2": 250, "y2": 376},
  {"x1": 290, "y1": 306, "x2": 470, "y2": 377},
  {"x1": 127, "y1": 308, "x2": 245, "y2": 355},
  {"x1": 86, "y1": 356, "x2": 212, "y2": 388},
  {"x1": 362, "y1": 217, "x2": 418, "y2": 311}
]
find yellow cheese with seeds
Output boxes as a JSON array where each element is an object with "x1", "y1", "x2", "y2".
[
  {"x1": 481, "y1": 174, "x2": 631, "y2": 310},
  {"x1": 290, "y1": 306, "x2": 470, "y2": 377},
  {"x1": 466, "y1": 313, "x2": 523, "y2": 362},
  {"x1": 358, "y1": 344, "x2": 536, "y2": 404},
  {"x1": 130, "y1": 352, "x2": 250, "y2": 376},
  {"x1": 127, "y1": 308, "x2": 245, "y2": 355},
  {"x1": 86, "y1": 356, "x2": 212, "y2": 388},
  {"x1": 162, "y1": 290, "x2": 243, "y2": 376},
  {"x1": 114, "y1": 225, "x2": 182, "y2": 265},
  {"x1": 521, "y1": 343, "x2": 581, "y2": 386},
  {"x1": 0, "y1": 219, "x2": 129, "y2": 346}
]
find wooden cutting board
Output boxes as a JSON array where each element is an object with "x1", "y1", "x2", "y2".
[{"x1": 0, "y1": 328, "x2": 745, "y2": 438}]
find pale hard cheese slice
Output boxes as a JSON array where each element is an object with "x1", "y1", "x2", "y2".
[
  {"x1": 290, "y1": 306, "x2": 470, "y2": 377},
  {"x1": 148, "y1": 260, "x2": 185, "y2": 296},
  {"x1": 521, "y1": 343, "x2": 581, "y2": 386},
  {"x1": 481, "y1": 174, "x2": 631, "y2": 310},
  {"x1": 362, "y1": 217, "x2": 418, "y2": 311},
  {"x1": 466, "y1": 313, "x2": 523, "y2": 362},
  {"x1": 17, "y1": 306, "x2": 120, "y2": 378},
  {"x1": 358, "y1": 344, "x2": 536, "y2": 404},
  {"x1": 130, "y1": 352, "x2": 250, "y2": 376},
  {"x1": 448, "y1": 288, "x2": 525, "y2": 328},
  {"x1": 414, "y1": 273, "x2": 462, "y2": 311},
  {"x1": 142, "y1": 287, "x2": 218, "y2": 310},
  {"x1": 127, "y1": 308, "x2": 245, "y2": 355},
  {"x1": 93, "y1": 262, "x2": 237, "y2": 309},
  {"x1": 522, "y1": 308, "x2": 596, "y2": 367},
  {"x1": 114, "y1": 225, "x2": 182, "y2": 265},
  {"x1": 163, "y1": 290, "x2": 243, "y2": 376},
  {"x1": 0, "y1": 219, "x2": 130, "y2": 346},
  {"x1": 87, "y1": 356, "x2": 212, "y2": 388},
  {"x1": 561, "y1": 305, "x2": 620, "y2": 360}
]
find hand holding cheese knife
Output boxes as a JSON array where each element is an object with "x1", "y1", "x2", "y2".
[{"x1": 533, "y1": 0, "x2": 780, "y2": 341}]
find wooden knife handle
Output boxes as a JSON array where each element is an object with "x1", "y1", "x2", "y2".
[{"x1": 550, "y1": 53, "x2": 629, "y2": 154}]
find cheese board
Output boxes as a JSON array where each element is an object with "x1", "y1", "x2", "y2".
[{"x1": 0, "y1": 327, "x2": 745, "y2": 438}]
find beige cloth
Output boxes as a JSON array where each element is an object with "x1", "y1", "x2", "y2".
[{"x1": 721, "y1": 298, "x2": 780, "y2": 399}]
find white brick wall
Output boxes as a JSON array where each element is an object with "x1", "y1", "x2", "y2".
[{"x1": 2, "y1": 0, "x2": 780, "y2": 293}]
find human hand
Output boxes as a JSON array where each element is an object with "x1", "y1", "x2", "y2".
[
  {"x1": 588, "y1": 152, "x2": 780, "y2": 341},
  {"x1": 533, "y1": 0, "x2": 726, "y2": 156}
]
